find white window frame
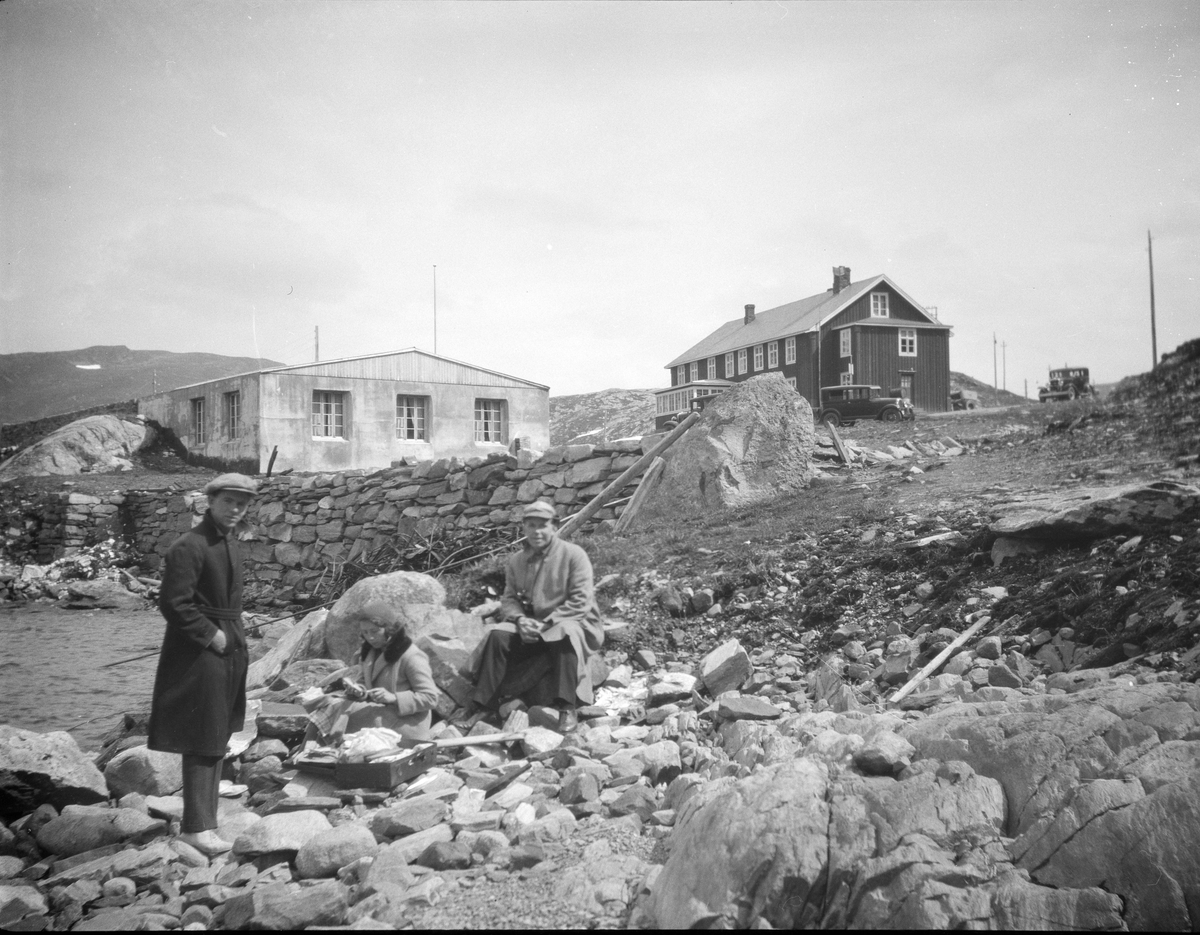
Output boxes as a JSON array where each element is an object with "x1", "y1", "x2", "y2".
[
  {"x1": 223, "y1": 391, "x2": 240, "y2": 440},
  {"x1": 474, "y1": 399, "x2": 507, "y2": 444},
  {"x1": 676, "y1": 365, "x2": 686, "y2": 386},
  {"x1": 191, "y1": 397, "x2": 206, "y2": 445},
  {"x1": 899, "y1": 328, "x2": 917, "y2": 356},
  {"x1": 396, "y1": 395, "x2": 428, "y2": 440},
  {"x1": 689, "y1": 362, "x2": 698, "y2": 382},
  {"x1": 707, "y1": 357, "x2": 716, "y2": 380},
  {"x1": 724, "y1": 353, "x2": 735, "y2": 378},
  {"x1": 786, "y1": 376, "x2": 797, "y2": 389},
  {"x1": 312, "y1": 391, "x2": 346, "y2": 439},
  {"x1": 753, "y1": 345, "x2": 764, "y2": 371},
  {"x1": 870, "y1": 292, "x2": 890, "y2": 318},
  {"x1": 737, "y1": 349, "x2": 748, "y2": 375},
  {"x1": 784, "y1": 336, "x2": 796, "y2": 364},
  {"x1": 839, "y1": 330, "x2": 851, "y2": 357},
  {"x1": 767, "y1": 341, "x2": 778, "y2": 368}
]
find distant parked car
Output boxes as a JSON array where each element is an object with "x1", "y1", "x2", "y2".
[
  {"x1": 950, "y1": 389, "x2": 980, "y2": 410},
  {"x1": 1038, "y1": 367, "x2": 1094, "y2": 402},
  {"x1": 816, "y1": 385, "x2": 914, "y2": 426}
]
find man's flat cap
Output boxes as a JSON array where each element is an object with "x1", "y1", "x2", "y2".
[
  {"x1": 204, "y1": 473, "x2": 259, "y2": 496},
  {"x1": 521, "y1": 500, "x2": 557, "y2": 521}
]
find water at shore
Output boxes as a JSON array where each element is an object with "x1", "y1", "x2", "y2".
[{"x1": 0, "y1": 604, "x2": 162, "y2": 752}]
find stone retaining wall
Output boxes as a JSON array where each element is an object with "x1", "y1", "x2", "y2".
[{"x1": 1, "y1": 439, "x2": 657, "y2": 602}]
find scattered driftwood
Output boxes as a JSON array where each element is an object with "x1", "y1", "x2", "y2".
[
  {"x1": 889, "y1": 617, "x2": 989, "y2": 703},
  {"x1": 824, "y1": 420, "x2": 852, "y2": 465}
]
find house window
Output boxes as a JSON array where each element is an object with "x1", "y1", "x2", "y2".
[
  {"x1": 767, "y1": 341, "x2": 778, "y2": 368},
  {"x1": 737, "y1": 349, "x2": 748, "y2": 375},
  {"x1": 899, "y1": 328, "x2": 917, "y2": 356},
  {"x1": 707, "y1": 357, "x2": 716, "y2": 380},
  {"x1": 396, "y1": 395, "x2": 428, "y2": 440},
  {"x1": 786, "y1": 377, "x2": 797, "y2": 389},
  {"x1": 474, "y1": 399, "x2": 506, "y2": 443},
  {"x1": 191, "y1": 398, "x2": 206, "y2": 445},
  {"x1": 223, "y1": 392, "x2": 240, "y2": 440},
  {"x1": 753, "y1": 345, "x2": 764, "y2": 371},
  {"x1": 840, "y1": 330, "x2": 851, "y2": 357},
  {"x1": 724, "y1": 353, "x2": 734, "y2": 378},
  {"x1": 689, "y1": 362, "x2": 698, "y2": 382},
  {"x1": 785, "y1": 336, "x2": 796, "y2": 364},
  {"x1": 840, "y1": 372, "x2": 854, "y2": 386},
  {"x1": 677, "y1": 365, "x2": 686, "y2": 386},
  {"x1": 312, "y1": 391, "x2": 346, "y2": 438},
  {"x1": 870, "y1": 293, "x2": 890, "y2": 317}
]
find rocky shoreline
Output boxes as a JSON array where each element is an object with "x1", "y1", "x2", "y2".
[{"x1": 2, "y1": 587, "x2": 1197, "y2": 930}]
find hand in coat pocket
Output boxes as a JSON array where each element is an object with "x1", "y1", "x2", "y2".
[{"x1": 208, "y1": 630, "x2": 228, "y2": 654}]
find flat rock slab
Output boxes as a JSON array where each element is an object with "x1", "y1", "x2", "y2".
[
  {"x1": 35, "y1": 805, "x2": 166, "y2": 857},
  {"x1": 717, "y1": 696, "x2": 782, "y2": 721},
  {"x1": 990, "y1": 480, "x2": 1200, "y2": 539},
  {"x1": 232, "y1": 809, "x2": 331, "y2": 857}
]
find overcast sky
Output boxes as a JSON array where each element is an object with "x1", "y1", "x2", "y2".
[{"x1": 2, "y1": 1, "x2": 1196, "y2": 398}]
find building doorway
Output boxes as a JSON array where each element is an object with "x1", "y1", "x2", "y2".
[{"x1": 898, "y1": 373, "x2": 914, "y2": 400}]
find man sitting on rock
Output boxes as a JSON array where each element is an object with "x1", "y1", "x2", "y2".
[{"x1": 467, "y1": 500, "x2": 604, "y2": 733}]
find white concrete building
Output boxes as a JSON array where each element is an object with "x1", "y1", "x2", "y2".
[{"x1": 138, "y1": 349, "x2": 549, "y2": 473}]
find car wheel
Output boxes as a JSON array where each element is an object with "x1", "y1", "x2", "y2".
[
  {"x1": 882, "y1": 408, "x2": 902, "y2": 423},
  {"x1": 967, "y1": 402, "x2": 977, "y2": 410},
  {"x1": 1068, "y1": 386, "x2": 1078, "y2": 400},
  {"x1": 821, "y1": 411, "x2": 840, "y2": 427}
]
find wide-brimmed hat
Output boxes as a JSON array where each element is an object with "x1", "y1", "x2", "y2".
[
  {"x1": 521, "y1": 500, "x2": 557, "y2": 521},
  {"x1": 204, "y1": 473, "x2": 258, "y2": 497}
]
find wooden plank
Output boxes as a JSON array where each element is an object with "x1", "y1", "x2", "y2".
[
  {"x1": 824, "y1": 420, "x2": 852, "y2": 465},
  {"x1": 889, "y1": 617, "x2": 989, "y2": 704},
  {"x1": 612, "y1": 457, "x2": 665, "y2": 534},
  {"x1": 557, "y1": 412, "x2": 700, "y2": 539}
]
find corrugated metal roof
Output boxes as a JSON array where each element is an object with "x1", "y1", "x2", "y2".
[
  {"x1": 264, "y1": 348, "x2": 548, "y2": 389},
  {"x1": 665, "y1": 274, "x2": 943, "y2": 369},
  {"x1": 156, "y1": 348, "x2": 548, "y2": 394}
]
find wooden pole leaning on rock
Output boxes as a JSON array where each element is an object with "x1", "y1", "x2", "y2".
[
  {"x1": 612, "y1": 456, "x2": 665, "y2": 534},
  {"x1": 557, "y1": 411, "x2": 700, "y2": 540},
  {"x1": 889, "y1": 616, "x2": 989, "y2": 704}
]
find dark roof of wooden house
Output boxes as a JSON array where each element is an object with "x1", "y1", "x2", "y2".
[{"x1": 666, "y1": 274, "x2": 945, "y2": 369}]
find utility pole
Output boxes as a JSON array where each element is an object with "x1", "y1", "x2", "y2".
[
  {"x1": 1002, "y1": 341, "x2": 1007, "y2": 391},
  {"x1": 993, "y1": 332, "x2": 998, "y2": 407},
  {"x1": 1148, "y1": 230, "x2": 1158, "y2": 370},
  {"x1": 433, "y1": 265, "x2": 438, "y2": 356},
  {"x1": 315, "y1": 326, "x2": 320, "y2": 362},
  {"x1": 1024, "y1": 378, "x2": 1028, "y2": 400}
]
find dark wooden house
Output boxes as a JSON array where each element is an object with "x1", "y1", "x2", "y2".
[{"x1": 656, "y1": 267, "x2": 951, "y2": 429}]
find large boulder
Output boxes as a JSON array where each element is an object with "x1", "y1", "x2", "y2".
[
  {"x1": 62, "y1": 579, "x2": 144, "y2": 611},
  {"x1": 0, "y1": 415, "x2": 152, "y2": 480},
  {"x1": 0, "y1": 727, "x2": 108, "y2": 821},
  {"x1": 35, "y1": 805, "x2": 166, "y2": 857},
  {"x1": 103, "y1": 746, "x2": 182, "y2": 797},
  {"x1": 220, "y1": 880, "x2": 348, "y2": 930},
  {"x1": 633, "y1": 374, "x2": 815, "y2": 524},
  {"x1": 323, "y1": 572, "x2": 480, "y2": 665}
]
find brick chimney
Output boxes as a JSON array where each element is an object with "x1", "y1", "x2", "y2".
[
  {"x1": 744, "y1": 304, "x2": 756, "y2": 324},
  {"x1": 832, "y1": 266, "x2": 851, "y2": 294}
]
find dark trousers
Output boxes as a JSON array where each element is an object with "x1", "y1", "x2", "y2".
[
  {"x1": 181, "y1": 753, "x2": 223, "y2": 834},
  {"x1": 470, "y1": 630, "x2": 579, "y2": 711}
]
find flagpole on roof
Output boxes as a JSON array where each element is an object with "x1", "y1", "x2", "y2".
[{"x1": 433, "y1": 265, "x2": 438, "y2": 356}]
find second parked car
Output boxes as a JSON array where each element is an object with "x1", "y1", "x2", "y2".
[{"x1": 816, "y1": 385, "x2": 915, "y2": 426}]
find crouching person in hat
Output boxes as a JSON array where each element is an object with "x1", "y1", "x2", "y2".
[
  {"x1": 467, "y1": 500, "x2": 604, "y2": 733},
  {"x1": 147, "y1": 473, "x2": 256, "y2": 856},
  {"x1": 304, "y1": 600, "x2": 439, "y2": 745}
]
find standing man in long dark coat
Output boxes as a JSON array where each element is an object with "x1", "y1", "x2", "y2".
[{"x1": 148, "y1": 473, "x2": 256, "y2": 856}]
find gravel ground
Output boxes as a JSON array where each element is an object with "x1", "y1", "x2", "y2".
[{"x1": 411, "y1": 817, "x2": 660, "y2": 930}]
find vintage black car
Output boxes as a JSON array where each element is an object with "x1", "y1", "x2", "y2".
[{"x1": 816, "y1": 385, "x2": 914, "y2": 426}]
